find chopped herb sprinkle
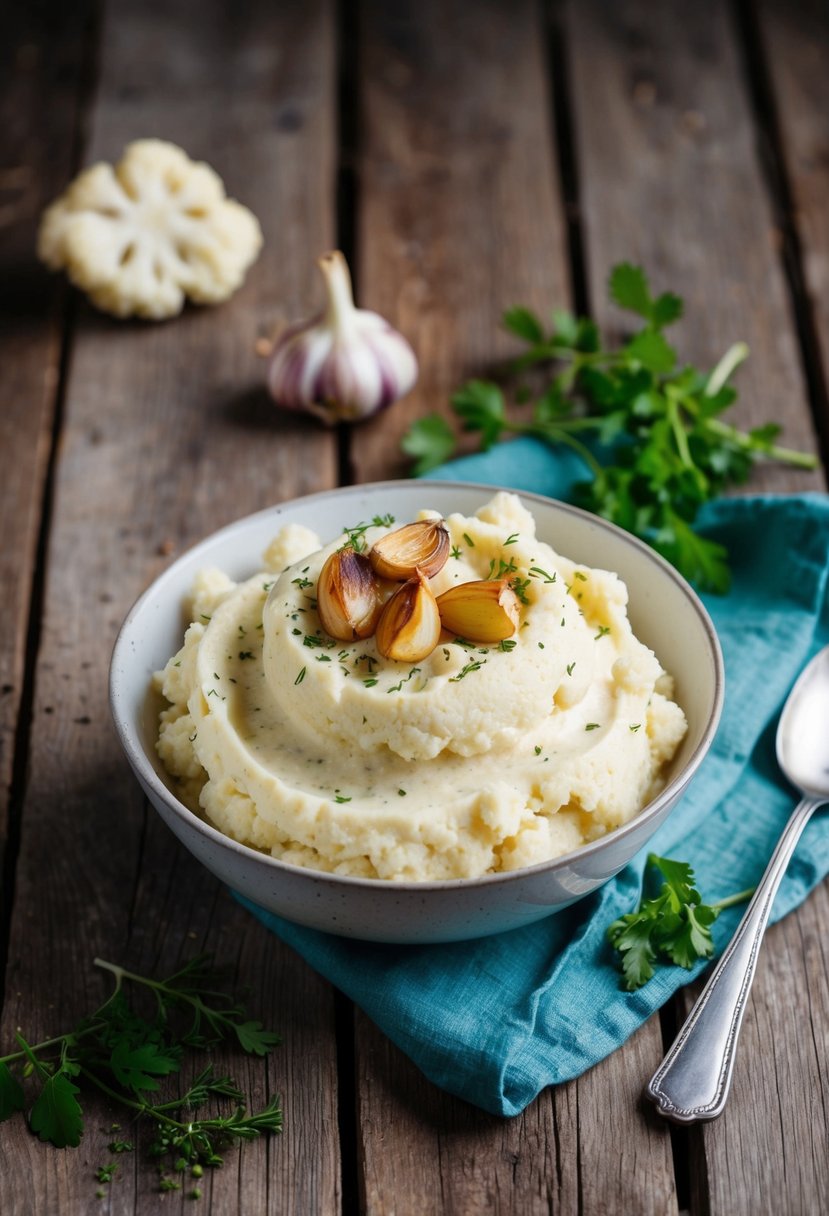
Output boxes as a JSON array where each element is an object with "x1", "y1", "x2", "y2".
[
  {"x1": 488, "y1": 556, "x2": 518, "y2": 580},
  {"x1": 630, "y1": 723, "x2": 641, "y2": 732},
  {"x1": 340, "y1": 514, "x2": 395, "y2": 553},
  {"x1": 503, "y1": 532, "x2": 519, "y2": 545},
  {"x1": 534, "y1": 745, "x2": 542, "y2": 756},
  {"x1": 238, "y1": 650, "x2": 255, "y2": 660},
  {"x1": 529, "y1": 567, "x2": 556, "y2": 583},
  {"x1": 566, "y1": 662, "x2": 575, "y2": 676},
  {"x1": 585, "y1": 722, "x2": 600, "y2": 731},
  {"x1": 595, "y1": 625, "x2": 611, "y2": 639},
  {"x1": 509, "y1": 576, "x2": 531, "y2": 604},
  {"x1": 398, "y1": 789, "x2": 407, "y2": 797},
  {"x1": 388, "y1": 667, "x2": 421, "y2": 694},
  {"x1": 462, "y1": 532, "x2": 475, "y2": 547},
  {"x1": 450, "y1": 545, "x2": 462, "y2": 560},
  {"x1": 498, "y1": 639, "x2": 517, "y2": 652},
  {"x1": 449, "y1": 659, "x2": 486, "y2": 682},
  {"x1": 294, "y1": 667, "x2": 306, "y2": 685}
]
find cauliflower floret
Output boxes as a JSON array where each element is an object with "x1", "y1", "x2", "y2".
[
  {"x1": 262, "y1": 524, "x2": 321, "y2": 574},
  {"x1": 37, "y1": 139, "x2": 262, "y2": 319}
]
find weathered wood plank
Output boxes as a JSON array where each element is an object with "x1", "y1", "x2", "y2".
[
  {"x1": 351, "y1": 3, "x2": 677, "y2": 1211},
  {"x1": 0, "y1": 3, "x2": 94, "y2": 879},
  {"x1": 756, "y1": 0, "x2": 829, "y2": 454},
  {"x1": 564, "y1": 2, "x2": 828, "y2": 1212},
  {"x1": 358, "y1": 1011, "x2": 677, "y2": 1216},
  {"x1": 0, "y1": 1, "x2": 341, "y2": 1212},
  {"x1": 565, "y1": 0, "x2": 821, "y2": 486},
  {"x1": 686, "y1": 885, "x2": 829, "y2": 1216},
  {"x1": 350, "y1": 0, "x2": 571, "y2": 484}
]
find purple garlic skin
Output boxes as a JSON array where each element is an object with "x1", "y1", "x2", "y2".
[{"x1": 267, "y1": 250, "x2": 418, "y2": 425}]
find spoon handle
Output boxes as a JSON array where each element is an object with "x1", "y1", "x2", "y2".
[{"x1": 646, "y1": 795, "x2": 821, "y2": 1123}]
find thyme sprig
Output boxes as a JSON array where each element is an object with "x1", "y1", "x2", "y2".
[{"x1": 0, "y1": 956, "x2": 282, "y2": 1169}]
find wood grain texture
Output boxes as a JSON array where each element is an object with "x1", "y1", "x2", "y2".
[
  {"x1": 350, "y1": 0, "x2": 571, "y2": 483},
  {"x1": 0, "y1": 3, "x2": 94, "y2": 859},
  {"x1": 357, "y1": 1012, "x2": 677, "y2": 1216},
  {"x1": 756, "y1": 0, "x2": 829, "y2": 447},
  {"x1": 351, "y1": 3, "x2": 676, "y2": 1212},
  {"x1": 564, "y1": 0, "x2": 822, "y2": 487},
  {"x1": 563, "y1": 3, "x2": 828, "y2": 1211},
  {"x1": 685, "y1": 883, "x2": 829, "y2": 1216},
  {"x1": 0, "y1": 1, "x2": 340, "y2": 1211}
]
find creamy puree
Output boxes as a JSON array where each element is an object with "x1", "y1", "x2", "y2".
[{"x1": 155, "y1": 493, "x2": 687, "y2": 880}]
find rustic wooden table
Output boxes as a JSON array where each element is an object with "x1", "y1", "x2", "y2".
[{"x1": 2, "y1": 0, "x2": 828, "y2": 1212}]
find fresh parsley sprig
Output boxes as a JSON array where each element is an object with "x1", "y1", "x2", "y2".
[
  {"x1": 0, "y1": 955, "x2": 282, "y2": 1170},
  {"x1": 402, "y1": 263, "x2": 817, "y2": 592},
  {"x1": 607, "y1": 853, "x2": 753, "y2": 991}
]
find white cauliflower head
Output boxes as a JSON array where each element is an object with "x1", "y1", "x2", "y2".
[{"x1": 37, "y1": 139, "x2": 263, "y2": 320}]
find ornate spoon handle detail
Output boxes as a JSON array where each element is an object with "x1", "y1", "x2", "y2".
[{"x1": 646, "y1": 795, "x2": 822, "y2": 1123}]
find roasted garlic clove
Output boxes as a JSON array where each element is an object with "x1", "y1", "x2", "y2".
[
  {"x1": 369, "y1": 519, "x2": 449, "y2": 581},
  {"x1": 375, "y1": 572, "x2": 442, "y2": 662},
  {"x1": 317, "y1": 548, "x2": 382, "y2": 641},
  {"x1": 436, "y1": 579, "x2": 521, "y2": 643}
]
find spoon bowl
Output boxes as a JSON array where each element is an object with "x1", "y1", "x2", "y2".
[
  {"x1": 776, "y1": 645, "x2": 829, "y2": 799},
  {"x1": 647, "y1": 644, "x2": 829, "y2": 1123}
]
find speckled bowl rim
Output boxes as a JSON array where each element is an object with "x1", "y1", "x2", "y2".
[{"x1": 110, "y1": 479, "x2": 724, "y2": 892}]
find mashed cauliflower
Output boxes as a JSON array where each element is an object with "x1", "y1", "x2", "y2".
[{"x1": 155, "y1": 493, "x2": 687, "y2": 880}]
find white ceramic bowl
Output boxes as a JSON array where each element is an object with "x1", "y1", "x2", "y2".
[{"x1": 110, "y1": 481, "x2": 723, "y2": 943}]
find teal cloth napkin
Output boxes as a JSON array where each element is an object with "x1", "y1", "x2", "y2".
[{"x1": 238, "y1": 437, "x2": 829, "y2": 1117}]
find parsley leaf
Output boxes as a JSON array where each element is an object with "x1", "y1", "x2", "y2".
[
  {"x1": 401, "y1": 414, "x2": 455, "y2": 475},
  {"x1": 402, "y1": 262, "x2": 817, "y2": 592},
  {"x1": 110, "y1": 1040, "x2": 180, "y2": 1093},
  {"x1": 29, "y1": 1070, "x2": 84, "y2": 1148},
  {"x1": 503, "y1": 305, "x2": 545, "y2": 344},
  {"x1": 233, "y1": 1021, "x2": 282, "y2": 1057},
  {"x1": 609, "y1": 262, "x2": 654, "y2": 320},
  {"x1": 0, "y1": 1061, "x2": 25, "y2": 1121},
  {"x1": 450, "y1": 380, "x2": 507, "y2": 449},
  {"x1": 607, "y1": 854, "x2": 753, "y2": 990},
  {"x1": 0, "y1": 957, "x2": 283, "y2": 1166}
]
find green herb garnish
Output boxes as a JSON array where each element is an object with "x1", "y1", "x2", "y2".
[
  {"x1": 0, "y1": 957, "x2": 282, "y2": 1167},
  {"x1": 401, "y1": 263, "x2": 816, "y2": 592},
  {"x1": 449, "y1": 659, "x2": 486, "y2": 682},
  {"x1": 607, "y1": 854, "x2": 754, "y2": 990},
  {"x1": 340, "y1": 515, "x2": 396, "y2": 553}
]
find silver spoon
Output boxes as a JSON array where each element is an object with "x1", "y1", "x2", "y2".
[{"x1": 646, "y1": 644, "x2": 829, "y2": 1123}]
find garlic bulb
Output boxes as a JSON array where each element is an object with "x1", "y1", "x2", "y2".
[{"x1": 266, "y1": 250, "x2": 418, "y2": 424}]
